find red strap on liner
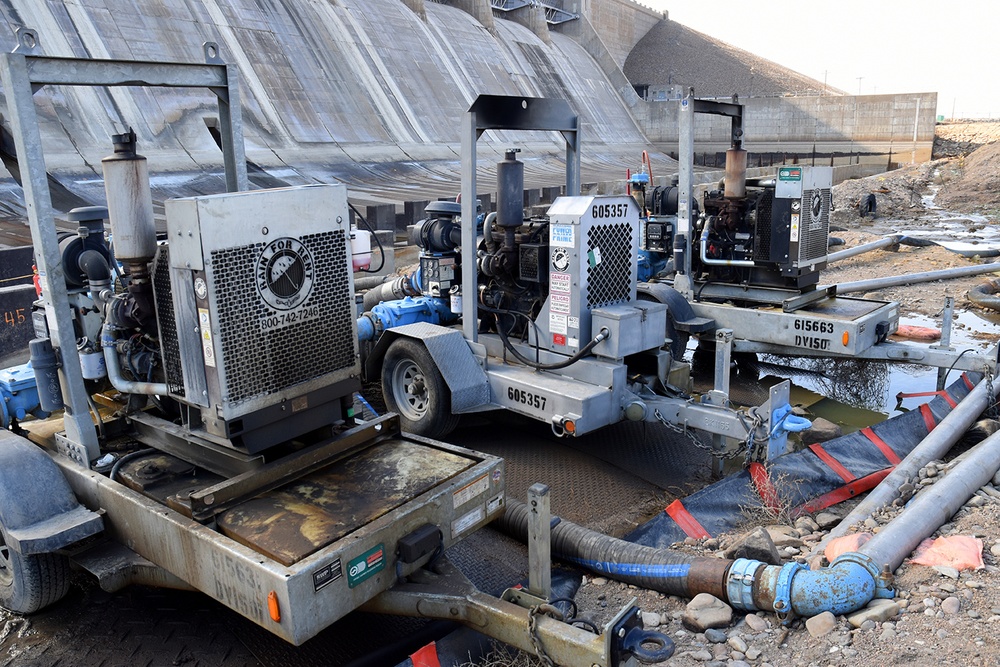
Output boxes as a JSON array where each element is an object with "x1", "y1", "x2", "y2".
[
  {"x1": 411, "y1": 642, "x2": 442, "y2": 667},
  {"x1": 796, "y1": 468, "x2": 893, "y2": 515},
  {"x1": 808, "y1": 443, "x2": 855, "y2": 482},
  {"x1": 749, "y1": 462, "x2": 780, "y2": 513},
  {"x1": 895, "y1": 389, "x2": 957, "y2": 409},
  {"x1": 861, "y1": 427, "x2": 902, "y2": 465},
  {"x1": 962, "y1": 373, "x2": 974, "y2": 390},
  {"x1": 665, "y1": 500, "x2": 711, "y2": 539},
  {"x1": 919, "y1": 403, "x2": 937, "y2": 433}
]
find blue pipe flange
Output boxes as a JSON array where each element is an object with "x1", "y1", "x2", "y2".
[
  {"x1": 726, "y1": 558, "x2": 763, "y2": 611},
  {"x1": 833, "y1": 551, "x2": 894, "y2": 599},
  {"x1": 773, "y1": 560, "x2": 808, "y2": 620}
]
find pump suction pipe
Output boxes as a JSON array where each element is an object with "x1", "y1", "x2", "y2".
[{"x1": 497, "y1": 499, "x2": 891, "y2": 622}]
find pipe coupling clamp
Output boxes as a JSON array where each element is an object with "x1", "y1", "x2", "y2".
[
  {"x1": 726, "y1": 558, "x2": 762, "y2": 611},
  {"x1": 833, "y1": 551, "x2": 893, "y2": 599},
  {"x1": 773, "y1": 561, "x2": 808, "y2": 617}
]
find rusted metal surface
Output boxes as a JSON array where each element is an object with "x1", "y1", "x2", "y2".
[
  {"x1": 116, "y1": 452, "x2": 225, "y2": 513},
  {"x1": 686, "y1": 558, "x2": 732, "y2": 599},
  {"x1": 187, "y1": 415, "x2": 400, "y2": 521},
  {"x1": 217, "y1": 439, "x2": 475, "y2": 565}
]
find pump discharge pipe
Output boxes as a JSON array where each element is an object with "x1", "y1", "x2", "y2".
[
  {"x1": 831, "y1": 262, "x2": 1000, "y2": 294},
  {"x1": 810, "y1": 376, "x2": 999, "y2": 560},
  {"x1": 857, "y1": 429, "x2": 1000, "y2": 572}
]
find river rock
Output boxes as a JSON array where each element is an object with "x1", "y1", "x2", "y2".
[
  {"x1": 728, "y1": 636, "x2": 748, "y2": 653},
  {"x1": 942, "y1": 596, "x2": 961, "y2": 614},
  {"x1": 847, "y1": 600, "x2": 900, "y2": 627},
  {"x1": 806, "y1": 611, "x2": 838, "y2": 637},
  {"x1": 682, "y1": 593, "x2": 733, "y2": 632},
  {"x1": 705, "y1": 628, "x2": 727, "y2": 643},
  {"x1": 815, "y1": 511, "x2": 841, "y2": 529},
  {"x1": 723, "y1": 527, "x2": 783, "y2": 564},
  {"x1": 743, "y1": 613, "x2": 769, "y2": 632},
  {"x1": 641, "y1": 611, "x2": 660, "y2": 628},
  {"x1": 765, "y1": 525, "x2": 804, "y2": 548},
  {"x1": 801, "y1": 417, "x2": 843, "y2": 443}
]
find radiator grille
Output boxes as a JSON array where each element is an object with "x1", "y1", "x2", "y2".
[
  {"x1": 753, "y1": 190, "x2": 774, "y2": 262},
  {"x1": 586, "y1": 223, "x2": 633, "y2": 308},
  {"x1": 152, "y1": 247, "x2": 185, "y2": 397},
  {"x1": 210, "y1": 230, "x2": 355, "y2": 407},
  {"x1": 800, "y1": 188, "x2": 831, "y2": 263}
]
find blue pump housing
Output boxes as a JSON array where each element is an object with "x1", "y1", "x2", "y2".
[
  {"x1": 358, "y1": 295, "x2": 458, "y2": 342},
  {"x1": 0, "y1": 362, "x2": 47, "y2": 428}
]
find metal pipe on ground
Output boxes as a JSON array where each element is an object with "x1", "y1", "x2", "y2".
[
  {"x1": 827, "y1": 235, "x2": 900, "y2": 264},
  {"x1": 859, "y1": 428, "x2": 1000, "y2": 572},
  {"x1": 830, "y1": 263, "x2": 1000, "y2": 294},
  {"x1": 809, "y1": 376, "x2": 998, "y2": 560}
]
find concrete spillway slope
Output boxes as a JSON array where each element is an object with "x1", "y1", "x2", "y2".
[{"x1": 0, "y1": 0, "x2": 666, "y2": 219}]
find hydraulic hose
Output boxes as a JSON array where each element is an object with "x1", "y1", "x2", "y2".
[{"x1": 495, "y1": 327, "x2": 610, "y2": 371}]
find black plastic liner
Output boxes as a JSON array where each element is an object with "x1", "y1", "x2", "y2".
[{"x1": 627, "y1": 373, "x2": 980, "y2": 549}]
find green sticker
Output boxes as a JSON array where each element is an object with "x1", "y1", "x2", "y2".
[
  {"x1": 778, "y1": 167, "x2": 802, "y2": 181},
  {"x1": 347, "y1": 543, "x2": 385, "y2": 588}
]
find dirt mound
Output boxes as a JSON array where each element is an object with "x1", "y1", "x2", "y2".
[
  {"x1": 624, "y1": 20, "x2": 842, "y2": 97},
  {"x1": 831, "y1": 163, "x2": 935, "y2": 224},
  {"x1": 933, "y1": 121, "x2": 1000, "y2": 158},
  {"x1": 935, "y1": 142, "x2": 1000, "y2": 213}
]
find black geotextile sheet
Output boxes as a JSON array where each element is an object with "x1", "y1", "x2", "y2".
[{"x1": 626, "y1": 373, "x2": 981, "y2": 549}]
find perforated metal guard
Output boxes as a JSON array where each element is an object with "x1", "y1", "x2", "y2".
[
  {"x1": 152, "y1": 247, "x2": 185, "y2": 397},
  {"x1": 800, "y1": 188, "x2": 831, "y2": 263},
  {"x1": 753, "y1": 190, "x2": 774, "y2": 262},
  {"x1": 586, "y1": 222, "x2": 633, "y2": 308},
  {"x1": 210, "y1": 230, "x2": 355, "y2": 407}
]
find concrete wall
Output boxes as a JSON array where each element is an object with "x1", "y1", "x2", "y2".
[
  {"x1": 631, "y1": 93, "x2": 939, "y2": 162},
  {"x1": 559, "y1": 0, "x2": 665, "y2": 67},
  {"x1": 0, "y1": 0, "x2": 661, "y2": 214}
]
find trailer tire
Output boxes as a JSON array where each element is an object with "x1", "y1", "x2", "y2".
[
  {"x1": 382, "y1": 338, "x2": 460, "y2": 438},
  {"x1": 0, "y1": 528, "x2": 70, "y2": 614}
]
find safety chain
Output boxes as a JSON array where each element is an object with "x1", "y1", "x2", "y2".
[
  {"x1": 987, "y1": 364, "x2": 999, "y2": 420},
  {"x1": 653, "y1": 408, "x2": 749, "y2": 461},
  {"x1": 528, "y1": 605, "x2": 557, "y2": 667}
]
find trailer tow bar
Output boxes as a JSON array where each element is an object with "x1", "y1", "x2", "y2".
[{"x1": 364, "y1": 484, "x2": 674, "y2": 665}]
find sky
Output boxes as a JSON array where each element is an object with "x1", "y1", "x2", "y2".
[{"x1": 643, "y1": 1, "x2": 998, "y2": 119}]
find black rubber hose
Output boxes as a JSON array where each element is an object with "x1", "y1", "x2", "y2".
[
  {"x1": 495, "y1": 326, "x2": 609, "y2": 371},
  {"x1": 361, "y1": 275, "x2": 419, "y2": 311},
  {"x1": 354, "y1": 274, "x2": 394, "y2": 291},
  {"x1": 496, "y1": 499, "x2": 730, "y2": 598},
  {"x1": 109, "y1": 448, "x2": 156, "y2": 482},
  {"x1": 77, "y1": 249, "x2": 111, "y2": 282},
  {"x1": 968, "y1": 278, "x2": 1000, "y2": 312}
]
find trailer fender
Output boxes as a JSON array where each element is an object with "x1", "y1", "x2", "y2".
[
  {"x1": 637, "y1": 282, "x2": 715, "y2": 358},
  {"x1": 365, "y1": 323, "x2": 491, "y2": 413},
  {"x1": 0, "y1": 429, "x2": 104, "y2": 555}
]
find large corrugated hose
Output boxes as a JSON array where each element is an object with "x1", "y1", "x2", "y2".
[{"x1": 497, "y1": 498, "x2": 730, "y2": 599}]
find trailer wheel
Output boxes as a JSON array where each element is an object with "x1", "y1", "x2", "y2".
[
  {"x1": 382, "y1": 338, "x2": 460, "y2": 438},
  {"x1": 0, "y1": 528, "x2": 70, "y2": 614}
]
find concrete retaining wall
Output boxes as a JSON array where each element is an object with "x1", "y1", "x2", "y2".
[{"x1": 631, "y1": 93, "x2": 938, "y2": 162}]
